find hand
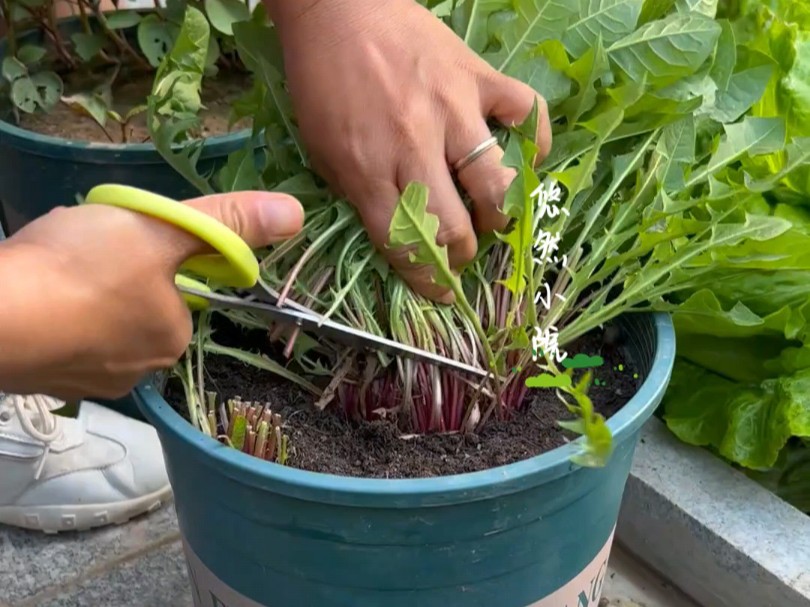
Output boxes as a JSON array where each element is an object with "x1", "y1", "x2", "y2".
[
  {"x1": 0, "y1": 192, "x2": 303, "y2": 399},
  {"x1": 268, "y1": 0, "x2": 551, "y2": 303}
]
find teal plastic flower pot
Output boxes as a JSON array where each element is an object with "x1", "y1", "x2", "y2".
[
  {"x1": 0, "y1": 19, "x2": 252, "y2": 236},
  {"x1": 135, "y1": 313, "x2": 675, "y2": 607}
]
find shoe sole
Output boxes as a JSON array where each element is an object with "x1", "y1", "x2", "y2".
[{"x1": 0, "y1": 484, "x2": 173, "y2": 533}]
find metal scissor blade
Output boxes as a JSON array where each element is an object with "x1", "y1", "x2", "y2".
[{"x1": 179, "y1": 286, "x2": 490, "y2": 379}]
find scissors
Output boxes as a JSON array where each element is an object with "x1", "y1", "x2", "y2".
[{"x1": 83, "y1": 184, "x2": 489, "y2": 379}]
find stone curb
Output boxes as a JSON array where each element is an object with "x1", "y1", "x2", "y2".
[{"x1": 617, "y1": 418, "x2": 810, "y2": 607}]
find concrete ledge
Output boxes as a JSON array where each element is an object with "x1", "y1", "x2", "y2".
[{"x1": 617, "y1": 417, "x2": 810, "y2": 607}]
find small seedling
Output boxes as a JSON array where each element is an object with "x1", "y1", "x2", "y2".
[{"x1": 206, "y1": 393, "x2": 290, "y2": 465}]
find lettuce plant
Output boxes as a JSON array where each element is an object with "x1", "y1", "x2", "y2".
[{"x1": 148, "y1": 0, "x2": 809, "y2": 466}]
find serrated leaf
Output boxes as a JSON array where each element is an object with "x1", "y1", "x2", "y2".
[
  {"x1": 2, "y1": 57, "x2": 27, "y2": 81},
  {"x1": 492, "y1": 0, "x2": 578, "y2": 72},
  {"x1": 607, "y1": 13, "x2": 721, "y2": 83},
  {"x1": 561, "y1": 37, "x2": 610, "y2": 127},
  {"x1": 71, "y1": 32, "x2": 106, "y2": 61},
  {"x1": 387, "y1": 182, "x2": 456, "y2": 290},
  {"x1": 106, "y1": 10, "x2": 142, "y2": 29},
  {"x1": 233, "y1": 19, "x2": 306, "y2": 165},
  {"x1": 16, "y1": 44, "x2": 46, "y2": 65},
  {"x1": 563, "y1": 0, "x2": 644, "y2": 58},
  {"x1": 205, "y1": 0, "x2": 250, "y2": 35}
]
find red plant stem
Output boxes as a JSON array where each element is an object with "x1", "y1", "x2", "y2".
[{"x1": 282, "y1": 268, "x2": 333, "y2": 358}]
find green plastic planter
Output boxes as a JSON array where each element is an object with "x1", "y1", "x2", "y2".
[{"x1": 135, "y1": 313, "x2": 675, "y2": 607}]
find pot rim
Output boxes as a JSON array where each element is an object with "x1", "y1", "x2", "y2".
[{"x1": 135, "y1": 312, "x2": 676, "y2": 506}]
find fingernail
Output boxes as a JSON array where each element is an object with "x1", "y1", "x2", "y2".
[{"x1": 256, "y1": 193, "x2": 304, "y2": 237}]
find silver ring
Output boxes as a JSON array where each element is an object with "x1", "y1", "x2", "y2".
[{"x1": 453, "y1": 136, "x2": 498, "y2": 172}]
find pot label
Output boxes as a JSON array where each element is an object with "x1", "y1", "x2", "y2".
[
  {"x1": 184, "y1": 539, "x2": 264, "y2": 607},
  {"x1": 182, "y1": 528, "x2": 614, "y2": 607},
  {"x1": 526, "y1": 527, "x2": 614, "y2": 607}
]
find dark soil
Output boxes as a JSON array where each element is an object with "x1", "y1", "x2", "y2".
[
  {"x1": 165, "y1": 323, "x2": 640, "y2": 479},
  {"x1": 17, "y1": 69, "x2": 251, "y2": 144}
]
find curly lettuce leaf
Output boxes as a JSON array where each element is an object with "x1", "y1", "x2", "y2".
[{"x1": 664, "y1": 359, "x2": 810, "y2": 469}]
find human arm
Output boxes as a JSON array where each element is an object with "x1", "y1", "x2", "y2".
[
  {"x1": 0, "y1": 192, "x2": 303, "y2": 399},
  {"x1": 262, "y1": 0, "x2": 551, "y2": 303}
]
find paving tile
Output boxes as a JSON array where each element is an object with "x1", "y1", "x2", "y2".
[
  {"x1": 28, "y1": 541, "x2": 193, "y2": 607},
  {"x1": 602, "y1": 545, "x2": 699, "y2": 607},
  {"x1": 0, "y1": 503, "x2": 179, "y2": 604}
]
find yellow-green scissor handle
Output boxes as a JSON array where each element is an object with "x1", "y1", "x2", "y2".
[{"x1": 83, "y1": 184, "x2": 260, "y2": 310}]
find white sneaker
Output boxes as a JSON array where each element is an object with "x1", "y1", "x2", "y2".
[{"x1": 0, "y1": 393, "x2": 172, "y2": 533}]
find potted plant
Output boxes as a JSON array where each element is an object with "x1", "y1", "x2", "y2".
[
  {"x1": 134, "y1": 1, "x2": 805, "y2": 605},
  {"x1": 0, "y1": 0, "x2": 255, "y2": 236}
]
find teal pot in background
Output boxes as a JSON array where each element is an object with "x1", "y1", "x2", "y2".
[{"x1": 135, "y1": 313, "x2": 676, "y2": 607}]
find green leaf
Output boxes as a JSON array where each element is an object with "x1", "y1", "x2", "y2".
[
  {"x1": 674, "y1": 0, "x2": 717, "y2": 17},
  {"x1": 31, "y1": 72, "x2": 63, "y2": 110},
  {"x1": 387, "y1": 182, "x2": 457, "y2": 290},
  {"x1": 147, "y1": 6, "x2": 213, "y2": 196},
  {"x1": 217, "y1": 146, "x2": 261, "y2": 191},
  {"x1": 10, "y1": 77, "x2": 39, "y2": 112},
  {"x1": 61, "y1": 92, "x2": 109, "y2": 127},
  {"x1": 708, "y1": 49, "x2": 775, "y2": 123},
  {"x1": 271, "y1": 173, "x2": 325, "y2": 207},
  {"x1": 664, "y1": 360, "x2": 810, "y2": 468},
  {"x1": 607, "y1": 13, "x2": 722, "y2": 83},
  {"x1": 562, "y1": 38, "x2": 611, "y2": 128},
  {"x1": 491, "y1": 0, "x2": 578, "y2": 72},
  {"x1": 2, "y1": 57, "x2": 27, "y2": 82},
  {"x1": 12, "y1": 72, "x2": 62, "y2": 112},
  {"x1": 106, "y1": 10, "x2": 142, "y2": 29},
  {"x1": 71, "y1": 32, "x2": 107, "y2": 62},
  {"x1": 233, "y1": 19, "x2": 306, "y2": 165},
  {"x1": 16, "y1": 44, "x2": 46, "y2": 65},
  {"x1": 205, "y1": 0, "x2": 250, "y2": 35},
  {"x1": 709, "y1": 19, "x2": 735, "y2": 90},
  {"x1": 137, "y1": 13, "x2": 178, "y2": 67},
  {"x1": 505, "y1": 52, "x2": 572, "y2": 106},
  {"x1": 563, "y1": 0, "x2": 644, "y2": 58},
  {"x1": 151, "y1": 6, "x2": 210, "y2": 116},
  {"x1": 638, "y1": 0, "x2": 675, "y2": 24},
  {"x1": 689, "y1": 117, "x2": 786, "y2": 186}
]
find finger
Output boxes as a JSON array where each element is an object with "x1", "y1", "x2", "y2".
[
  {"x1": 448, "y1": 118, "x2": 514, "y2": 234},
  {"x1": 482, "y1": 73, "x2": 552, "y2": 165},
  {"x1": 158, "y1": 192, "x2": 305, "y2": 264}
]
